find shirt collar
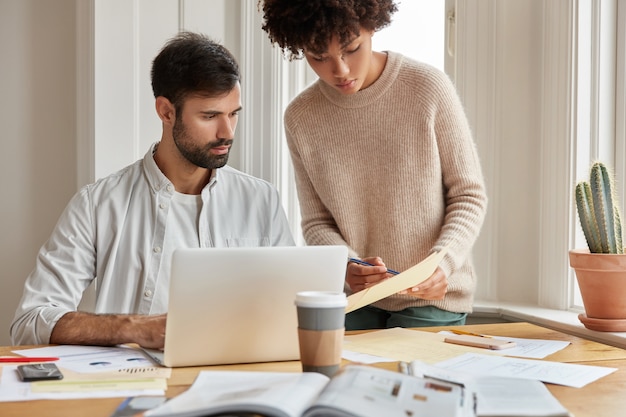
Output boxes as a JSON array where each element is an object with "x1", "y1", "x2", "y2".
[{"x1": 143, "y1": 142, "x2": 171, "y2": 193}]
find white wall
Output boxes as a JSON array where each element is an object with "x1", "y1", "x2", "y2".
[
  {"x1": 457, "y1": 0, "x2": 545, "y2": 304},
  {"x1": 0, "y1": 0, "x2": 78, "y2": 345},
  {"x1": 489, "y1": 1, "x2": 544, "y2": 303},
  {"x1": 373, "y1": 0, "x2": 445, "y2": 70},
  {"x1": 84, "y1": 0, "x2": 236, "y2": 182}
]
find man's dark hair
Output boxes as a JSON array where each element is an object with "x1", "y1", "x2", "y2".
[
  {"x1": 151, "y1": 32, "x2": 240, "y2": 112},
  {"x1": 259, "y1": 0, "x2": 398, "y2": 60}
]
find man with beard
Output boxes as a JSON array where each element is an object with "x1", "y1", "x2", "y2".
[{"x1": 11, "y1": 32, "x2": 295, "y2": 347}]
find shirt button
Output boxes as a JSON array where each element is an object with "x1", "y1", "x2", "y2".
[
  {"x1": 159, "y1": 203, "x2": 167, "y2": 209},
  {"x1": 144, "y1": 290, "x2": 153, "y2": 298},
  {"x1": 166, "y1": 185, "x2": 173, "y2": 192},
  {"x1": 153, "y1": 247, "x2": 162, "y2": 253}
]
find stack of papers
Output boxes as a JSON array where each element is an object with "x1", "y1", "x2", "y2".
[
  {"x1": 0, "y1": 345, "x2": 168, "y2": 402},
  {"x1": 431, "y1": 352, "x2": 616, "y2": 389},
  {"x1": 342, "y1": 327, "x2": 617, "y2": 388},
  {"x1": 409, "y1": 361, "x2": 572, "y2": 417}
]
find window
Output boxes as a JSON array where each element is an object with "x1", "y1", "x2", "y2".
[
  {"x1": 372, "y1": 1, "x2": 445, "y2": 71},
  {"x1": 571, "y1": 0, "x2": 624, "y2": 308},
  {"x1": 618, "y1": 2, "x2": 626, "y2": 202},
  {"x1": 236, "y1": 1, "x2": 623, "y2": 318},
  {"x1": 435, "y1": 1, "x2": 625, "y2": 318}
]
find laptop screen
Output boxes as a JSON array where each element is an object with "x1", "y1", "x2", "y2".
[{"x1": 160, "y1": 245, "x2": 348, "y2": 367}]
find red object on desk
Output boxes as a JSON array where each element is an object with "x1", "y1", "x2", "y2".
[{"x1": 0, "y1": 356, "x2": 59, "y2": 363}]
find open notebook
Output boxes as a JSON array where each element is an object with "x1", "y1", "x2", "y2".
[{"x1": 142, "y1": 245, "x2": 348, "y2": 367}]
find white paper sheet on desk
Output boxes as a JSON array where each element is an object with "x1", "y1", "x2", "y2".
[
  {"x1": 433, "y1": 352, "x2": 617, "y2": 388},
  {"x1": 409, "y1": 361, "x2": 571, "y2": 417},
  {"x1": 0, "y1": 365, "x2": 164, "y2": 402},
  {"x1": 2, "y1": 345, "x2": 170, "y2": 400},
  {"x1": 346, "y1": 248, "x2": 448, "y2": 313},
  {"x1": 12, "y1": 344, "x2": 166, "y2": 374}
]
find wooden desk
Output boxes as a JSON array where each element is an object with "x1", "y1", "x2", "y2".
[{"x1": 1, "y1": 322, "x2": 624, "y2": 417}]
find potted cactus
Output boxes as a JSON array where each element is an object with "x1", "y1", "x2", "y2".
[{"x1": 570, "y1": 161, "x2": 626, "y2": 331}]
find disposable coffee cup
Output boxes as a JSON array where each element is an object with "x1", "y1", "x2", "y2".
[{"x1": 295, "y1": 291, "x2": 347, "y2": 378}]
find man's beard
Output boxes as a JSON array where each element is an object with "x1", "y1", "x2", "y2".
[{"x1": 172, "y1": 117, "x2": 233, "y2": 170}]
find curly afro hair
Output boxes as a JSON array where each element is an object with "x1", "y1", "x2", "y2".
[{"x1": 258, "y1": 0, "x2": 398, "y2": 60}]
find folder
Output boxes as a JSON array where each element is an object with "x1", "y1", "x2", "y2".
[{"x1": 346, "y1": 247, "x2": 448, "y2": 313}]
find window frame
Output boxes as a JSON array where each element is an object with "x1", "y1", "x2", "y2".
[{"x1": 569, "y1": 0, "x2": 622, "y2": 308}]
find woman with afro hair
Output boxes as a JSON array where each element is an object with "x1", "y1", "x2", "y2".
[{"x1": 259, "y1": 0, "x2": 488, "y2": 330}]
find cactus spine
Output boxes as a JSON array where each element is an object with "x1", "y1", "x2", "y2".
[{"x1": 575, "y1": 162, "x2": 624, "y2": 254}]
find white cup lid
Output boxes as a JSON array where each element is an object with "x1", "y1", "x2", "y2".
[{"x1": 295, "y1": 291, "x2": 347, "y2": 308}]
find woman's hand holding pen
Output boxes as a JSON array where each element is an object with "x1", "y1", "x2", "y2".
[
  {"x1": 346, "y1": 257, "x2": 393, "y2": 292},
  {"x1": 346, "y1": 258, "x2": 448, "y2": 300},
  {"x1": 398, "y1": 266, "x2": 448, "y2": 300}
]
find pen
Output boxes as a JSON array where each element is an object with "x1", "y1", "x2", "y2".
[
  {"x1": 450, "y1": 329, "x2": 492, "y2": 338},
  {"x1": 348, "y1": 258, "x2": 400, "y2": 275},
  {"x1": 0, "y1": 357, "x2": 60, "y2": 363}
]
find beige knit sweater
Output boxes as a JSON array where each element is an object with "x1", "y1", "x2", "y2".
[{"x1": 284, "y1": 52, "x2": 487, "y2": 313}]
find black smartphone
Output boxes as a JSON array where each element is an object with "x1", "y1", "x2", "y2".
[{"x1": 16, "y1": 363, "x2": 64, "y2": 382}]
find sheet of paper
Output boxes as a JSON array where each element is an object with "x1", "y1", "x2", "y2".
[
  {"x1": 145, "y1": 371, "x2": 329, "y2": 417},
  {"x1": 29, "y1": 377, "x2": 167, "y2": 393},
  {"x1": 12, "y1": 345, "x2": 161, "y2": 374},
  {"x1": 346, "y1": 248, "x2": 448, "y2": 313},
  {"x1": 438, "y1": 331, "x2": 570, "y2": 359},
  {"x1": 409, "y1": 361, "x2": 570, "y2": 417},
  {"x1": 342, "y1": 327, "x2": 499, "y2": 363},
  {"x1": 2, "y1": 345, "x2": 170, "y2": 400},
  {"x1": 0, "y1": 365, "x2": 164, "y2": 402},
  {"x1": 433, "y1": 352, "x2": 617, "y2": 388}
]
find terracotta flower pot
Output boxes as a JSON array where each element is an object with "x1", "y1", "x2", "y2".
[{"x1": 569, "y1": 249, "x2": 626, "y2": 331}]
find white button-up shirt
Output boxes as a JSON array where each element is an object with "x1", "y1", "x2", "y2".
[{"x1": 11, "y1": 144, "x2": 295, "y2": 345}]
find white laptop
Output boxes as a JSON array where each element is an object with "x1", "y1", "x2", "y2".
[{"x1": 142, "y1": 245, "x2": 348, "y2": 367}]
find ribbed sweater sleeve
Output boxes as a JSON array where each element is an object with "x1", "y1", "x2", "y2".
[{"x1": 284, "y1": 52, "x2": 487, "y2": 313}]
